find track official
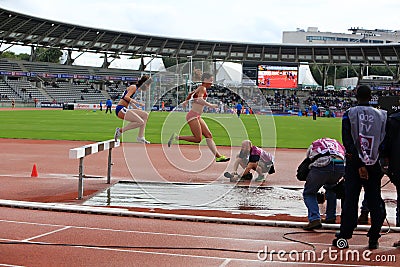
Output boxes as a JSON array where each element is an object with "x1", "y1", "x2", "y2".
[{"x1": 333, "y1": 85, "x2": 387, "y2": 250}]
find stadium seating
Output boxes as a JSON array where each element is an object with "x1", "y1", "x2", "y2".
[
  {"x1": 6, "y1": 79, "x2": 49, "y2": 102},
  {"x1": 0, "y1": 80, "x2": 21, "y2": 102},
  {"x1": 1, "y1": 58, "x2": 399, "y2": 113}
]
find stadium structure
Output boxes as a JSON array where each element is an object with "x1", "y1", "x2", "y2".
[
  {"x1": 1, "y1": 7, "x2": 400, "y2": 115},
  {"x1": 283, "y1": 27, "x2": 400, "y2": 45}
]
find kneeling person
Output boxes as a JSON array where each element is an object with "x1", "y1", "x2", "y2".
[
  {"x1": 225, "y1": 140, "x2": 275, "y2": 182},
  {"x1": 302, "y1": 138, "x2": 345, "y2": 230}
]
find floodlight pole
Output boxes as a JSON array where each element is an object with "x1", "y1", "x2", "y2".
[
  {"x1": 187, "y1": 55, "x2": 193, "y2": 82},
  {"x1": 175, "y1": 74, "x2": 179, "y2": 109},
  {"x1": 148, "y1": 54, "x2": 156, "y2": 111},
  {"x1": 187, "y1": 56, "x2": 193, "y2": 110}
]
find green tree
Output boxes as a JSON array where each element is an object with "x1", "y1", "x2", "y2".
[
  {"x1": 162, "y1": 57, "x2": 178, "y2": 69},
  {"x1": 335, "y1": 66, "x2": 358, "y2": 79},
  {"x1": 17, "y1": 53, "x2": 30, "y2": 61},
  {"x1": 34, "y1": 47, "x2": 63, "y2": 63},
  {"x1": 0, "y1": 51, "x2": 18, "y2": 59}
]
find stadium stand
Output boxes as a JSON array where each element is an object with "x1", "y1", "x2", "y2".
[
  {"x1": 44, "y1": 81, "x2": 108, "y2": 104},
  {"x1": 0, "y1": 58, "x2": 145, "y2": 105},
  {"x1": 0, "y1": 79, "x2": 21, "y2": 102},
  {"x1": 357, "y1": 75, "x2": 400, "y2": 91},
  {"x1": 22, "y1": 61, "x2": 91, "y2": 76},
  {"x1": 5, "y1": 78, "x2": 49, "y2": 102},
  {"x1": 1, "y1": 56, "x2": 399, "y2": 115},
  {"x1": 0, "y1": 58, "x2": 23, "y2": 72}
]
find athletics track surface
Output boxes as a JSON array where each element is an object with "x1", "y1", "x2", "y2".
[{"x1": 0, "y1": 139, "x2": 399, "y2": 266}]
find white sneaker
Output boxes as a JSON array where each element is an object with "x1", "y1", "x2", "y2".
[
  {"x1": 114, "y1": 127, "x2": 121, "y2": 142},
  {"x1": 137, "y1": 136, "x2": 150, "y2": 144}
]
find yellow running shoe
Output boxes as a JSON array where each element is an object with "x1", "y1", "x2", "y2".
[{"x1": 216, "y1": 155, "x2": 230, "y2": 162}]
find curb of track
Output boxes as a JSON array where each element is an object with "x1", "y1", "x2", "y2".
[{"x1": 1, "y1": 199, "x2": 399, "y2": 233}]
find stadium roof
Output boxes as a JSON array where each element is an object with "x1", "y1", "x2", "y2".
[{"x1": 1, "y1": 7, "x2": 400, "y2": 66}]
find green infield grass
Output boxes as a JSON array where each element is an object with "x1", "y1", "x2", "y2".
[{"x1": 0, "y1": 109, "x2": 342, "y2": 148}]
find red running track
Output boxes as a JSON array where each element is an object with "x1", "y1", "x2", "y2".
[{"x1": 0, "y1": 139, "x2": 399, "y2": 266}]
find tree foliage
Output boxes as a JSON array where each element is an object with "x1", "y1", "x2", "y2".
[
  {"x1": 0, "y1": 51, "x2": 30, "y2": 60},
  {"x1": 34, "y1": 47, "x2": 63, "y2": 63},
  {"x1": 162, "y1": 58, "x2": 178, "y2": 69},
  {"x1": 1, "y1": 47, "x2": 62, "y2": 63}
]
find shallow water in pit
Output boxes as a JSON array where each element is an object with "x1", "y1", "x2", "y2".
[
  {"x1": 83, "y1": 181, "x2": 398, "y2": 221},
  {"x1": 84, "y1": 181, "x2": 310, "y2": 217}
]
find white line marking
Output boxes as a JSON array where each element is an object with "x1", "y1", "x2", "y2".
[
  {"x1": 0, "y1": 238, "x2": 380, "y2": 266},
  {"x1": 219, "y1": 259, "x2": 231, "y2": 267},
  {"x1": 0, "y1": 219, "x2": 272, "y2": 244},
  {"x1": 0, "y1": 219, "x2": 394, "y2": 266},
  {"x1": 23, "y1": 226, "x2": 71, "y2": 242},
  {"x1": 0, "y1": 238, "x2": 260, "y2": 263},
  {"x1": 0, "y1": 219, "x2": 395, "y2": 250}
]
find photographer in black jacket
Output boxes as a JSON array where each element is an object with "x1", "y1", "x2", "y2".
[{"x1": 382, "y1": 110, "x2": 400, "y2": 246}]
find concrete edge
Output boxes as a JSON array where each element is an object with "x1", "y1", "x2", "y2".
[{"x1": 1, "y1": 199, "x2": 399, "y2": 233}]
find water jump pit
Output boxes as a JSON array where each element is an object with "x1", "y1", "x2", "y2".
[{"x1": 83, "y1": 181, "x2": 308, "y2": 218}]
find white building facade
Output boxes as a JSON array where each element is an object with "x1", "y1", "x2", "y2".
[{"x1": 283, "y1": 27, "x2": 400, "y2": 44}]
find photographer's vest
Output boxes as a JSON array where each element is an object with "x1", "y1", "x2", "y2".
[{"x1": 348, "y1": 106, "x2": 387, "y2": 165}]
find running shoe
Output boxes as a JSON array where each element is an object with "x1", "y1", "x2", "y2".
[
  {"x1": 114, "y1": 127, "x2": 121, "y2": 142},
  {"x1": 239, "y1": 173, "x2": 253, "y2": 181},
  {"x1": 216, "y1": 155, "x2": 230, "y2": 162},
  {"x1": 168, "y1": 133, "x2": 176, "y2": 147},
  {"x1": 224, "y1": 172, "x2": 233, "y2": 178},
  {"x1": 224, "y1": 172, "x2": 239, "y2": 182},
  {"x1": 255, "y1": 175, "x2": 265, "y2": 182},
  {"x1": 137, "y1": 136, "x2": 150, "y2": 144}
]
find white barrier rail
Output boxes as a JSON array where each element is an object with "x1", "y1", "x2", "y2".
[{"x1": 69, "y1": 139, "x2": 120, "y2": 200}]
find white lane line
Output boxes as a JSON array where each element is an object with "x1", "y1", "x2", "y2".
[
  {"x1": 0, "y1": 238, "x2": 260, "y2": 263},
  {"x1": 0, "y1": 219, "x2": 395, "y2": 250},
  {"x1": 22, "y1": 226, "x2": 71, "y2": 242},
  {"x1": 0, "y1": 219, "x2": 277, "y2": 244},
  {"x1": 219, "y1": 259, "x2": 231, "y2": 267},
  {"x1": 0, "y1": 238, "x2": 379, "y2": 266}
]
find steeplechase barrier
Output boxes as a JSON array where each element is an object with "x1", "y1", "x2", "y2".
[{"x1": 69, "y1": 139, "x2": 120, "y2": 199}]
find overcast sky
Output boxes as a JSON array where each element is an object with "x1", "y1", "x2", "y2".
[
  {"x1": 1, "y1": 0, "x2": 400, "y2": 68},
  {"x1": 2, "y1": 0, "x2": 400, "y2": 43}
]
